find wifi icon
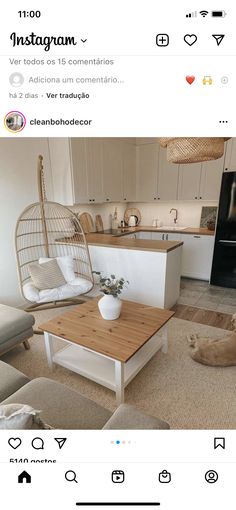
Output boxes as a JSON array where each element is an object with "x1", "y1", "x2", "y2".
[{"x1": 200, "y1": 10, "x2": 209, "y2": 17}]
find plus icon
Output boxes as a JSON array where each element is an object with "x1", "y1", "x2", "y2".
[{"x1": 156, "y1": 34, "x2": 169, "y2": 47}]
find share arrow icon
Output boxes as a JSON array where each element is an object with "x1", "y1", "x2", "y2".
[
  {"x1": 54, "y1": 438, "x2": 67, "y2": 449},
  {"x1": 212, "y1": 34, "x2": 225, "y2": 46}
]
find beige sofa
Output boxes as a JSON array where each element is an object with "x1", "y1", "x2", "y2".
[
  {"x1": 0, "y1": 305, "x2": 35, "y2": 356},
  {"x1": 0, "y1": 361, "x2": 170, "y2": 430}
]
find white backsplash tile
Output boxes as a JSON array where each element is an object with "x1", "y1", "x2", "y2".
[
  {"x1": 71, "y1": 201, "x2": 218, "y2": 229},
  {"x1": 127, "y1": 201, "x2": 218, "y2": 228}
]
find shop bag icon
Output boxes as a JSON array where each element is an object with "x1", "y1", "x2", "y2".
[{"x1": 159, "y1": 470, "x2": 171, "y2": 483}]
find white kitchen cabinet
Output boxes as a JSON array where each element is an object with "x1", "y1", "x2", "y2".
[
  {"x1": 166, "y1": 233, "x2": 181, "y2": 241},
  {"x1": 152, "y1": 232, "x2": 181, "y2": 241},
  {"x1": 136, "y1": 232, "x2": 152, "y2": 239},
  {"x1": 136, "y1": 143, "x2": 159, "y2": 201},
  {"x1": 181, "y1": 234, "x2": 215, "y2": 280},
  {"x1": 103, "y1": 140, "x2": 123, "y2": 202},
  {"x1": 72, "y1": 138, "x2": 104, "y2": 204},
  {"x1": 157, "y1": 147, "x2": 179, "y2": 200},
  {"x1": 121, "y1": 233, "x2": 137, "y2": 239},
  {"x1": 48, "y1": 138, "x2": 73, "y2": 205},
  {"x1": 123, "y1": 142, "x2": 136, "y2": 202},
  {"x1": 224, "y1": 138, "x2": 236, "y2": 171},
  {"x1": 85, "y1": 139, "x2": 104, "y2": 203},
  {"x1": 178, "y1": 163, "x2": 202, "y2": 200},
  {"x1": 199, "y1": 157, "x2": 224, "y2": 201},
  {"x1": 178, "y1": 157, "x2": 224, "y2": 202},
  {"x1": 70, "y1": 139, "x2": 95, "y2": 204},
  {"x1": 50, "y1": 138, "x2": 104, "y2": 205},
  {"x1": 151, "y1": 232, "x2": 164, "y2": 240}
]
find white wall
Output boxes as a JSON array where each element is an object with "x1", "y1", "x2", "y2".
[
  {"x1": 128, "y1": 201, "x2": 218, "y2": 228},
  {"x1": 0, "y1": 138, "x2": 53, "y2": 306}
]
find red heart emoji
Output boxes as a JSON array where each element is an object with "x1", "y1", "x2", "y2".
[{"x1": 186, "y1": 75, "x2": 195, "y2": 85}]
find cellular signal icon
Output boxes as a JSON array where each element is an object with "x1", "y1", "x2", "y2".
[
  {"x1": 186, "y1": 11, "x2": 197, "y2": 18},
  {"x1": 200, "y1": 10, "x2": 209, "y2": 17}
]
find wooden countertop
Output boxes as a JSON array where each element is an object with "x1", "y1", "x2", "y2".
[
  {"x1": 57, "y1": 226, "x2": 214, "y2": 253},
  {"x1": 85, "y1": 233, "x2": 183, "y2": 252},
  {"x1": 117, "y1": 226, "x2": 215, "y2": 236}
]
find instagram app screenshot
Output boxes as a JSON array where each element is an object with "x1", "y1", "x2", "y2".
[{"x1": 0, "y1": 1, "x2": 236, "y2": 508}]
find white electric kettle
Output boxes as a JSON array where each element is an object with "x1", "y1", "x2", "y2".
[{"x1": 128, "y1": 215, "x2": 137, "y2": 227}]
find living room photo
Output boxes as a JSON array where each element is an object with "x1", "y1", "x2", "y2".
[{"x1": 0, "y1": 136, "x2": 236, "y2": 431}]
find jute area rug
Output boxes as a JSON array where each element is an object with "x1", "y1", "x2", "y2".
[{"x1": 2, "y1": 306, "x2": 235, "y2": 429}]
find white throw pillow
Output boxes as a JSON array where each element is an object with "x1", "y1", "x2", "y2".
[
  {"x1": 28, "y1": 259, "x2": 66, "y2": 290},
  {"x1": 0, "y1": 404, "x2": 51, "y2": 429},
  {"x1": 39, "y1": 256, "x2": 75, "y2": 283}
]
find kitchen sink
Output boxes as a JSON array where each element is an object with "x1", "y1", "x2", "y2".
[{"x1": 156, "y1": 226, "x2": 187, "y2": 231}]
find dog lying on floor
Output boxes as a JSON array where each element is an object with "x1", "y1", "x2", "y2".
[{"x1": 188, "y1": 313, "x2": 236, "y2": 367}]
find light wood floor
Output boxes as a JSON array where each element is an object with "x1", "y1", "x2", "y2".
[{"x1": 172, "y1": 304, "x2": 233, "y2": 331}]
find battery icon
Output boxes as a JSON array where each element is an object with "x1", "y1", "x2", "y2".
[{"x1": 211, "y1": 10, "x2": 227, "y2": 17}]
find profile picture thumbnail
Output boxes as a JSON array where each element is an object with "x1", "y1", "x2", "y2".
[
  {"x1": 9, "y1": 72, "x2": 24, "y2": 87},
  {"x1": 4, "y1": 111, "x2": 26, "y2": 133}
]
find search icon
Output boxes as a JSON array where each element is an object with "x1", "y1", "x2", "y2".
[{"x1": 65, "y1": 470, "x2": 78, "y2": 483}]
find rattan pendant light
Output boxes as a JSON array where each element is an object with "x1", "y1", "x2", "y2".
[
  {"x1": 15, "y1": 155, "x2": 94, "y2": 310},
  {"x1": 159, "y1": 137, "x2": 230, "y2": 164}
]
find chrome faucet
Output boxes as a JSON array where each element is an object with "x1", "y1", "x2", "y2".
[{"x1": 170, "y1": 208, "x2": 178, "y2": 224}]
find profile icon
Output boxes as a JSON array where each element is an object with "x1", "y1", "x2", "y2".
[
  {"x1": 9, "y1": 72, "x2": 24, "y2": 87},
  {"x1": 4, "y1": 111, "x2": 26, "y2": 133}
]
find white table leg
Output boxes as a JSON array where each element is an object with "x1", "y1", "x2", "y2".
[
  {"x1": 115, "y1": 361, "x2": 125, "y2": 405},
  {"x1": 161, "y1": 325, "x2": 168, "y2": 354},
  {"x1": 44, "y1": 332, "x2": 55, "y2": 369}
]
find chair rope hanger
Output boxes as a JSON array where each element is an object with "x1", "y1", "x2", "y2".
[{"x1": 15, "y1": 155, "x2": 94, "y2": 312}]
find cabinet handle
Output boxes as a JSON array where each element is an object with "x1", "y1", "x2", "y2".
[
  {"x1": 158, "y1": 197, "x2": 160, "y2": 200},
  {"x1": 124, "y1": 198, "x2": 127, "y2": 201},
  {"x1": 195, "y1": 197, "x2": 198, "y2": 199},
  {"x1": 106, "y1": 198, "x2": 110, "y2": 201},
  {"x1": 89, "y1": 199, "x2": 92, "y2": 202},
  {"x1": 162, "y1": 234, "x2": 164, "y2": 240},
  {"x1": 166, "y1": 234, "x2": 168, "y2": 240},
  {"x1": 199, "y1": 196, "x2": 202, "y2": 199},
  {"x1": 154, "y1": 197, "x2": 157, "y2": 200},
  {"x1": 194, "y1": 235, "x2": 201, "y2": 238}
]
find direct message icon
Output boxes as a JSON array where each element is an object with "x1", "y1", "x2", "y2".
[{"x1": 54, "y1": 438, "x2": 67, "y2": 449}]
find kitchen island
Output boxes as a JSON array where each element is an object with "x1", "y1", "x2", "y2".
[{"x1": 85, "y1": 232, "x2": 183, "y2": 309}]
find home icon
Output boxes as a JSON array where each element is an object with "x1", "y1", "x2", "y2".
[{"x1": 18, "y1": 471, "x2": 31, "y2": 484}]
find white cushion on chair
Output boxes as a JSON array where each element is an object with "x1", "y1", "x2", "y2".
[
  {"x1": 39, "y1": 256, "x2": 75, "y2": 283},
  {"x1": 23, "y1": 278, "x2": 93, "y2": 304}
]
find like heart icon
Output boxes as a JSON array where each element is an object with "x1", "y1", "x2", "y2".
[
  {"x1": 8, "y1": 437, "x2": 22, "y2": 449},
  {"x1": 186, "y1": 76, "x2": 195, "y2": 85},
  {"x1": 184, "y1": 34, "x2": 198, "y2": 46}
]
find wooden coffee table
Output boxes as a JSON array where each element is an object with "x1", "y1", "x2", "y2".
[{"x1": 39, "y1": 299, "x2": 174, "y2": 405}]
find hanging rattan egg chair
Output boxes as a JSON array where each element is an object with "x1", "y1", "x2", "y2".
[{"x1": 15, "y1": 155, "x2": 94, "y2": 311}]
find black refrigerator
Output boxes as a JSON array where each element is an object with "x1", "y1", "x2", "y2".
[{"x1": 211, "y1": 171, "x2": 236, "y2": 288}]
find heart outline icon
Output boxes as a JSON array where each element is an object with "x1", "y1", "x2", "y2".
[
  {"x1": 184, "y1": 34, "x2": 198, "y2": 46},
  {"x1": 8, "y1": 437, "x2": 22, "y2": 449},
  {"x1": 186, "y1": 76, "x2": 195, "y2": 85}
]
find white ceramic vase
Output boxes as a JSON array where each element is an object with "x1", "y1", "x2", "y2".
[{"x1": 98, "y1": 294, "x2": 122, "y2": 320}]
